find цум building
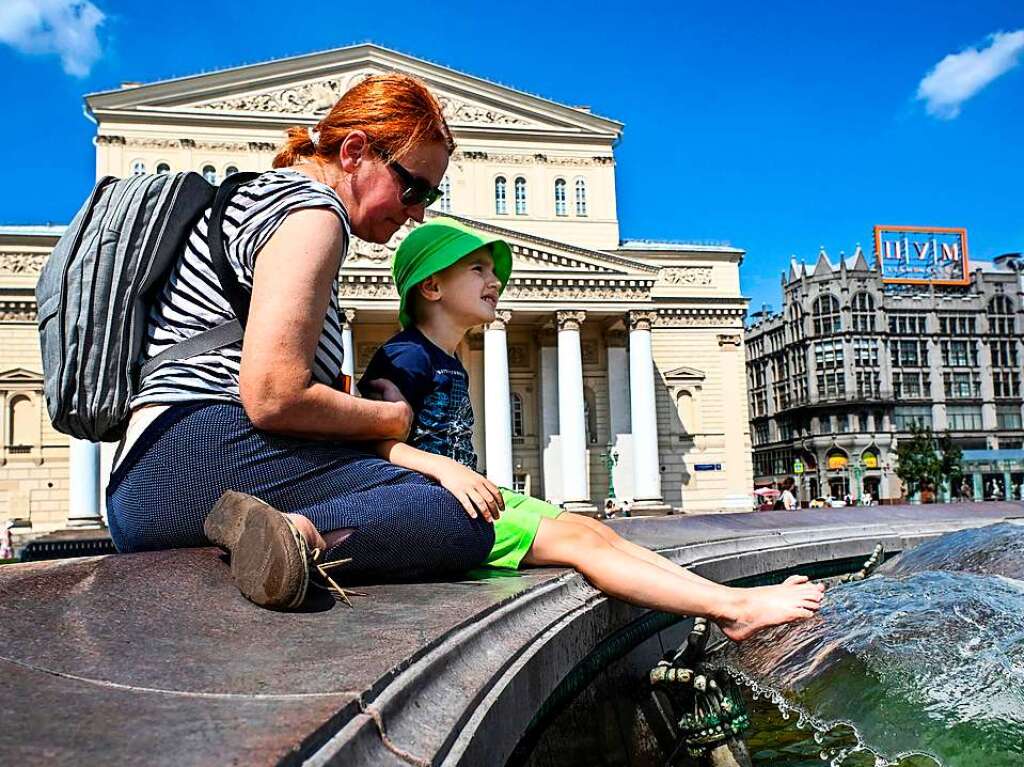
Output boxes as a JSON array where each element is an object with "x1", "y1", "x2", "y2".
[
  {"x1": 745, "y1": 241, "x2": 1024, "y2": 504},
  {"x1": 0, "y1": 44, "x2": 754, "y2": 541}
]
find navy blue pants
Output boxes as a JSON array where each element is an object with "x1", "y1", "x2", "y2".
[{"x1": 106, "y1": 402, "x2": 495, "y2": 581}]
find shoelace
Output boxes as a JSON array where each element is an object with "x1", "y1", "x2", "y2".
[{"x1": 310, "y1": 549, "x2": 366, "y2": 606}]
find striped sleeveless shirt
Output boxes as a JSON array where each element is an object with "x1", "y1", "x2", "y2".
[{"x1": 132, "y1": 168, "x2": 351, "y2": 408}]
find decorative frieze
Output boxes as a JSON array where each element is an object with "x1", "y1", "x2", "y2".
[
  {"x1": 0, "y1": 253, "x2": 46, "y2": 275},
  {"x1": 0, "y1": 301, "x2": 37, "y2": 322},
  {"x1": 193, "y1": 77, "x2": 530, "y2": 126},
  {"x1": 654, "y1": 307, "x2": 746, "y2": 328},
  {"x1": 120, "y1": 137, "x2": 253, "y2": 152},
  {"x1": 452, "y1": 150, "x2": 614, "y2": 167},
  {"x1": 504, "y1": 278, "x2": 651, "y2": 301},
  {"x1": 95, "y1": 135, "x2": 125, "y2": 145},
  {"x1": 660, "y1": 266, "x2": 713, "y2": 287}
]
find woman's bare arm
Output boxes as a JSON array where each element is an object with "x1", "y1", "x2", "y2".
[{"x1": 238, "y1": 207, "x2": 411, "y2": 440}]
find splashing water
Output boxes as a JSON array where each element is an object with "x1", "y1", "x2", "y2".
[{"x1": 717, "y1": 522, "x2": 1024, "y2": 767}]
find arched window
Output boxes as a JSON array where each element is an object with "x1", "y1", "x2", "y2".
[
  {"x1": 554, "y1": 178, "x2": 567, "y2": 216},
  {"x1": 826, "y1": 448, "x2": 849, "y2": 471},
  {"x1": 851, "y1": 292, "x2": 875, "y2": 332},
  {"x1": 861, "y1": 448, "x2": 880, "y2": 469},
  {"x1": 574, "y1": 177, "x2": 587, "y2": 216},
  {"x1": 787, "y1": 302, "x2": 804, "y2": 342},
  {"x1": 439, "y1": 175, "x2": 452, "y2": 213},
  {"x1": 155, "y1": 162, "x2": 170, "y2": 174},
  {"x1": 130, "y1": 160, "x2": 146, "y2": 176},
  {"x1": 494, "y1": 176, "x2": 507, "y2": 215},
  {"x1": 202, "y1": 165, "x2": 217, "y2": 184},
  {"x1": 224, "y1": 165, "x2": 239, "y2": 178},
  {"x1": 812, "y1": 294, "x2": 842, "y2": 335},
  {"x1": 510, "y1": 393, "x2": 524, "y2": 438},
  {"x1": 514, "y1": 177, "x2": 527, "y2": 215},
  {"x1": 988, "y1": 295, "x2": 1015, "y2": 335}
]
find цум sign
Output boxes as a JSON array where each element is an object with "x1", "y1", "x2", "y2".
[{"x1": 873, "y1": 226, "x2": 969, "y2": 286}]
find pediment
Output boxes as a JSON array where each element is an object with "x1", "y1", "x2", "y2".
[
  {"x1": 86, "y1": 44, "x2": 622, "y2": 137},
  {"x1": 343, "y1": 211, "x2": 653, "y2": 278},
  {"x1": 0, "y1": 368, "x2": 43, "y2": 386},
  {"x1": 664, "y1": 365, "x2": 706, "y2": 382}
]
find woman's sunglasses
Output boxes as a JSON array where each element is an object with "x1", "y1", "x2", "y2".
[{"x1": 387, "y1": 158, "x2": 442, "y2": 208}]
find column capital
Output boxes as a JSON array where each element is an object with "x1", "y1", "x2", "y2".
[
  {"x1": 717, "y1": 333, "x2": 743, "y2": 348},
  {"x1": 556, "y1": 310, "x2": 586, "y2": 332},
  {"x1": 342, "y1": 308, "x2": 356, "y2": 325},
  {"x1": 628, "y1": 310, "x2": 659, "y2": 332},
  {"x1": 487, "y1": 310, "x2": 512, "y2": 331}
]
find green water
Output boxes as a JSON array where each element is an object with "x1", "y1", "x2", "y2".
[{"x1": 722, "y1": 522, "x2": 1024, "y2": 767}]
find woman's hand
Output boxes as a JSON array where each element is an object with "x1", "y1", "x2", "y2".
[{"x1": 431, "y1": 458, "x2": 505, "y2": 523}]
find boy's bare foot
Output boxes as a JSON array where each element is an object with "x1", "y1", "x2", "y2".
[{"x1": 719, "y1": 575, "x2": 825, "y2": 642}]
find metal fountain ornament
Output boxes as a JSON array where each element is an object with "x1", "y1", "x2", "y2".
[{"x1": 647, "y1": 618, "x2": 752, "y2": 766}]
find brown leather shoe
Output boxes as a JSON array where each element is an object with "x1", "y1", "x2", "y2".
[{"x1": 205, "y1": 490, "x2": 309, "y2": 610}]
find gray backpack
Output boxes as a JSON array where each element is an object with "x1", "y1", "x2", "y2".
[{"x1": 36, "y1": 170, "x2": 258, "y2": 442}]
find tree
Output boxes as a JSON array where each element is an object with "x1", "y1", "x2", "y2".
[{"x1": 894, "y1": 424, "x2": 949, "y2": 502}]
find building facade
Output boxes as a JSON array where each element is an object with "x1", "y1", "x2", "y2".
[
  {"x1": 745, "y1": 245, "x2": 1024, "y2": 504},
  {"x1": 0, "y1": 44, "x2": 754, "y2": 539}
]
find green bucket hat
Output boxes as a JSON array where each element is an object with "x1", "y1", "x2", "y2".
[{"x1": 393, "y1": 217, "x2": 513, "y2": 329}]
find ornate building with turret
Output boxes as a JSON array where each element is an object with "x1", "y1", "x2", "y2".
[
  {"x1": 0, "y1": 44, "x2": 755, "y2": 542},
  {"x1": 745, "y1": 244, "x2": 1024, "y2": 504}
]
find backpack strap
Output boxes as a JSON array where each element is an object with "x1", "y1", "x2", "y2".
[
  {"x1": 206, "y1": 171, "x2": 260, "y2": 327},
  {"x1": 138, "y1": 171, "x2": 259, "y2": 381},
  {"x1": 139, "y1": 319, "x2": 243, "y2": 380}
]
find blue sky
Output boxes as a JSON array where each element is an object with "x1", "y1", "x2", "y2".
[{"x1": 1, "y1": 1, "x2": 1022, "y2": 314}]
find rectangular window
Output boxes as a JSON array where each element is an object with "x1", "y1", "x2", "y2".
[
  {"x1": 814, "y1": 339, "x2": 844, "y2": 368},
  {"x1": 893, "y1": 405, "x2": 932, "y2": 430},
  {"x1": 946, "y1": 405, "x2": 983, "y2": 431},
  {"x1": 941, "y1": 340, "x2": 977, "y2": 367},
  {"x1": 853, "y1": 338, "x2": 879, "y2": 367},
  {"x1": 990, "y1": 340, "x2": 1019, "y2": 368},
  {"x1": 943, "y1": 371, "x2": 981, "y2": 399},
  {"x1": 888, "y1": 313, "x2": 928, "y2": 335},
  {"x1": 939, "y1": 314, "x2": 976, "y2": 335},
  {"x1": 856, "y1": 371, "x2": 880, "y2": 398},
  {"x1": 817, "y1": 370, "x2": 845, "y2": 399},
  {"x1": 993, "y1": 371, "x2": 1021, "y2": 398},
  {"x1": 997, "y1": 405, "x2": 1023, "y2": 430},
  {"x1": 893, "y1": 371, "x2": 930, "y2": 399},
  {"x1": 891, "y1": 340, "x2": 928, "y2": 368}
]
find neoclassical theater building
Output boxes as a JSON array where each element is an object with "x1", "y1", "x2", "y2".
[{"x1": 0, "y1": 44, "x2": 753, "y2": 538}]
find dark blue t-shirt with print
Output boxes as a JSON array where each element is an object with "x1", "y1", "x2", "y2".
[{"x1": 358, "y1": 327, "x2": 478, "y2": 470}]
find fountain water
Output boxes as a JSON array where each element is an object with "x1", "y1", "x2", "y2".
[{"x1": 718, "y1": 522, "x2": 1024, "y2": 766}]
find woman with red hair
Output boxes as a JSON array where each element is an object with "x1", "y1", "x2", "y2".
[{"x1": 106, "y1": 74, "x2": 494, "y2": 608}]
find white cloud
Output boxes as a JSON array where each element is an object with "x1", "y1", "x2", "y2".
[
  {"x1": 916, "y1": 29, "x2": 1024, "y2": 119},
  {"x1": 0, "y1": 0, "x2": 105, "y2": 77}
]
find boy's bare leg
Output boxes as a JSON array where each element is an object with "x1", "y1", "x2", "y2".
[
  {"x1": 559, "y1": 513, "x2": 699, "y2": 579},
  {"x1": 525, "y1": 517, "x2": 824, "y2": 641}
]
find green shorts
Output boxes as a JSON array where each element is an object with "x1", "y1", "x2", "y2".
[{"x1": 485, "y1": 489, "x2": 563, "y2": 570}]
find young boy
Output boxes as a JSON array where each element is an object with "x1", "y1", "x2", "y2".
[{"x1": 360, "y1": 218, "x2": 823, "y2": 641}]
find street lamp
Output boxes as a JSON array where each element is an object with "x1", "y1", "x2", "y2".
[{"x1": 600, "y1": 442, "x2": 619, "y2": 501}]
